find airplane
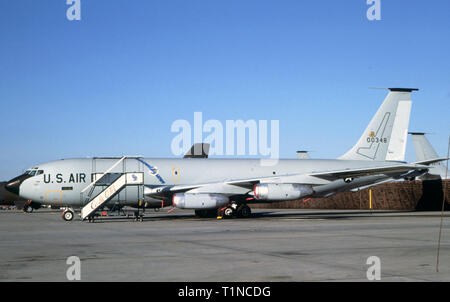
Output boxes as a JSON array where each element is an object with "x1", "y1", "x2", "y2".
[
  {"x1": 5, "y1": 88, "x2": 440, "y2": 222},
  {"x1": 409, "y1": 132, "x2": 449, "y2": 180}
]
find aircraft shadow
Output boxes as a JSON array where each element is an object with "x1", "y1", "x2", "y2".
[{"x1": 79, "y1": 209, "x2": 444, "y2": 223}]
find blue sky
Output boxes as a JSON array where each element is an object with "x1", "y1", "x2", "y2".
[{"x1": 0, "y1": 0, "x2": 449, "y2": 179}]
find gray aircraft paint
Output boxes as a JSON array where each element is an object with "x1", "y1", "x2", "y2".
[
  {"x1": 8, "y1": 88, "x2": 429, "y2": 211},
  {"x1": 16, "y1": 157, "x2": 418, "y2": 207},
  {"x1": 339, "y1": 89, "x2": 413, "y2": 161}
]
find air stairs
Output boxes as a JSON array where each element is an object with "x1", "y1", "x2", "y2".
[{"x1": 80, "y1": 156, "x2": 144, "y2": 221}]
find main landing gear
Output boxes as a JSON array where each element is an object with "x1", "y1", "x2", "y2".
[
  {"x1": 194, "y1": 202, "x2": 252, "y2": 219},
  {"x1": 219, "y1": 202, "x2": 252, "y2": 219}
]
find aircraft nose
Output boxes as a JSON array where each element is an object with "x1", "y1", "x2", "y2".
[{"x1": 5, "y1": 174, "x2": 31, "y2": 195}]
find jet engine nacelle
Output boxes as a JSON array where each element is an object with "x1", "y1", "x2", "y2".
[
  {"x1": 253, "y1": 183, "x2": 314, "y2": 201},
  {"x1": 172, "y1": 193, "x2": 229, "y2": 209}
]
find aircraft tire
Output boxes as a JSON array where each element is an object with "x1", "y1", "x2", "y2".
[
  {"x1": 237, "y1": 205, "x2": 251, "y2": 218},
  {"x1": 23, "y1": 205, "x2": 33, "y2": 213},
  {"x1": 63, "y1": 210, "x2": 74, "y2": 221},
  {"x1": 223, "y1": 207, "x2": 234, "y2": 218}
]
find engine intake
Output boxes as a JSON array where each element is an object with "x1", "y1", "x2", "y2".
[
  {"x1": 172, "y1": 193, "x2": 229, "y2": 209},
  {"x1": 253, "y1": 183, "x2": 313, "y2": 201}
]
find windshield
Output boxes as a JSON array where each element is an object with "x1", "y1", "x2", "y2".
[{"x1": 25, "y1": 169, "x2": 43, "y2": 177}]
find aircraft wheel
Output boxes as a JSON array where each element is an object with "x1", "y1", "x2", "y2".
[
  {"x1": 23, "y1": 205, "x2": 34, "y2": 213},
  {"x1": 237, "y1": 205, "x2": 251, "y2": 218},
  {"x1": 223, "y1": 207, "x2": 234, "y2": 218},
  {"x1": 63, "y1": 210, "x2": 74, "y2": 221}
]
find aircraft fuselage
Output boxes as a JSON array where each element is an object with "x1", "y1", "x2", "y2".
[{"x1": 9, "y1": 157, "x2": 402, "y2": 208}]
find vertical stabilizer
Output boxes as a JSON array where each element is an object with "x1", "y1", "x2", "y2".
[
  {"x1": 410, "y1": 133, "x2": 439, "y2": 161},
  {"x1": 410, "y1": 133, "x2": 448, "y2": 179},
  {"x1": 339, "y1": 88, "x2": 416, "y2": 161}
]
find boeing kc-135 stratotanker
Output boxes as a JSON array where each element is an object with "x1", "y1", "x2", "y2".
[{"x1": 5, "y1": 88, "x2": 445, "y2": 221}]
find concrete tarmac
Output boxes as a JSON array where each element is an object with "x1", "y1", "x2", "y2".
[{"x1": 1, "y1": 208, "x2": 450, "y2": 281}]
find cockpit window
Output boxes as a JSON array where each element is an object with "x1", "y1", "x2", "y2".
[{"x1": 25, "y1": 169, "x2": 43, "y2": 176}]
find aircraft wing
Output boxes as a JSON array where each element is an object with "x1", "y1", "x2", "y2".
[
  {"x1": 412, "y1": 157, "x2": 449, "y2": 166},
  {"x1": 145, "y1": 164, "x2": 429, "y2": 198},
  {"x1": 144, "y1": 174, "x2": 296, "y2": 198},
  {"x1": 309, "y1": 164, "x2": 429, "y2": 181}
]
